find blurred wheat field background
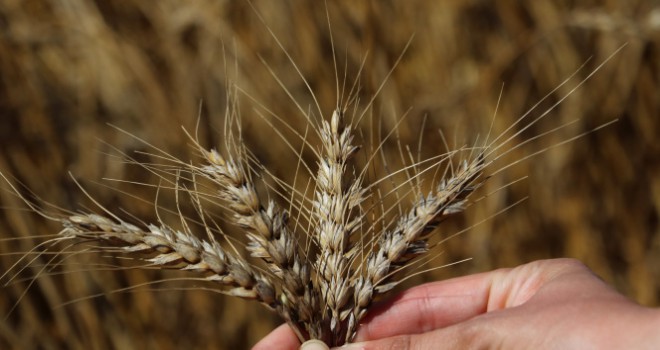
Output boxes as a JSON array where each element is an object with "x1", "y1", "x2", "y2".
[{"x1": 0, "y1": 1, "x2": 658, "y2": 349}]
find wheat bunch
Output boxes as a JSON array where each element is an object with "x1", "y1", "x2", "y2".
[
  {"x1": 0, "y1": 97, "x2": 491, "y2": 346},
  {"x1": 0, "y1": 93, "x2": 608, "y2": 347}
]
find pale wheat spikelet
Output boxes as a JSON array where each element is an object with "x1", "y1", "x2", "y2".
[
  {"x1": 62, "y1": 213, "x2": 278, "y2": 305},
  {"x1": 312, "y1": 108, "x2": 364, "y2": 343},
  {"x1": 195, "y1": 145, "x2": 317, "y2": 340},
  {"x1": 349, "y1": 154, "x2": 484, "y2": 341}
]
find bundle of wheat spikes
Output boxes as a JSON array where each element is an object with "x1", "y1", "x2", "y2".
[
  {"x1": 2, "y1": 78, "x2": 616, "y2": 347},
  {"x1": 0, "y1": 5, "x2": 625, "y2": 347},
  {"x1": 5, "y1": 102, "x2": 489, "y2": 346}
]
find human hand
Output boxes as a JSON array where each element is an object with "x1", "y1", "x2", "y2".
[{"x1": 253, "y1": 259, "x2": 660, "y2": 349}]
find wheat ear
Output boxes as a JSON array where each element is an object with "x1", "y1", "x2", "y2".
[
  {"x1": 348, "y1": 153, "x2": 485, "y2": 340},
  {"x1": 62, "y1": 213, "x2": 278, "y2": 305},
  {"x1": 312, "y1": 108, "x2": 364, "y2": 343},
  {"x1": 197, "y1": 144, "x2": 317, "y2": 341}
]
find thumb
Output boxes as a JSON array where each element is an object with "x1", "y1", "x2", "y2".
[{"x1": 301, "y1": 340, "x2": 330, "y2": 350}]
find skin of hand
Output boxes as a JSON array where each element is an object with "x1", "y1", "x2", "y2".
[{"x1": 252, "y1": 258, "x2": 660, "y2": 350}]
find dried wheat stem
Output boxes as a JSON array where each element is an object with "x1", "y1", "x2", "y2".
[
  {"x1": 312, "y1": 109, "x2": 363, "y2": 343},
  {"x1": 199, "y1": 148, "x2": 317, "y2": 339}
]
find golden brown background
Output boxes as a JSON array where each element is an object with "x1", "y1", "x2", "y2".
[{"x1": 1, "y1": 1, "x2": 658, "y2": 349}]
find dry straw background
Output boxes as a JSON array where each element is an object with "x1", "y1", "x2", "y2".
[{"x1": 0, "y1": 0, "x2": 658, "y2": 349}]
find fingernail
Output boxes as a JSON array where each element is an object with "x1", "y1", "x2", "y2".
[{"x1": 300, "y1": 339, "x2": 330, "y2": 350}]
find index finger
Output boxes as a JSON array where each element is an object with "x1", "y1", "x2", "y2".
[
  {"x1": 354, "y1": 258, "x2": 583, "y2": 342},
  {"x1": 354, "y1": 271, "x2": 496, "y2": 342}
]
